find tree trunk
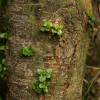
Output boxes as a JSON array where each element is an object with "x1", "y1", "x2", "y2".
[{"x1": 6, "y1": 0, "x2": 88, "y2": 100}]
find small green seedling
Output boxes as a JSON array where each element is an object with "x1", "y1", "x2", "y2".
[
  {"x1": 32, "y1": 68, "x2": 52, "y2": 94},
  {"x1": 40, "y1": 20, "x2": 64, "y2": 38},
  {"x1": 20, "y1": 46, "x2": 35, "y2": 57}
]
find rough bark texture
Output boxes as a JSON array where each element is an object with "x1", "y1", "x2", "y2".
[{"x1": 6, "y1": 0, "x2": 88, "y2": 100}]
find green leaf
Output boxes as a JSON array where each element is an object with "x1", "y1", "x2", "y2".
[
  {"x1": 39, "y1": 75, "x2": 46, "y2": 82},
  {"x1": 91, "y1": 16, "x2": 96, "y2": 22},
  {"x1": 43, "y1": 21, "x2": 53, "y2": 28},
  {"x1": 20, "y1": 46, "x2": 34, "y2": 57},
  {"x1": 32, "y1": 82, "x2": 42, "y2": 93},
  {"x1": 59, "y1": 25, "x2": 64, "y2": 29},
  {"x1": 37, "y1": 69, "x2": 44, "y2": 74},
  {"x1": 0, "y1": 32, "x2": 9, "y2": 39},
  {"x1": 43, "y1": 86, "x2": 48, "y2": 93},
  {"x1": 0, "y1": 45, "x2": 6, "y2": 50},
  {"x1": 2, "y1": 59, "x2": 6, "y2": 64},
  {"x1": 3, "y1": 67, "x2": 6, "y2": 71},
  {"x1": 46, "y1": 69, "x2": 52, "y2": 79},
  {"x1": 57, "y1": 30, "x2": 63, "y2": 36},
  {"x1": 40, "y1": 20, "x2": 53, "y2": 32},
  {"x1": 51, "y1": 29, "x2": 58, "y2": 34},
  {"x1": 39, "y1": 83, "x2": 45, "y2": 88},
  {"x1": 46, "y1": 74, "x2": 51, "y2": 79}
]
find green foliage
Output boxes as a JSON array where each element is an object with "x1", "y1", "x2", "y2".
[
  {"x1": 0, "y1": 17, "x2": 10, "y2": 78},
  {"x1": 40, "y1": 20, "x2": 64, "y2": 38},
  {"x1": 0, "y1": 0, "x2": 8, "y2": 7},
  {"x1": 0, "y1": 9, "x2": 9, "y2": 99},
  {"x1": 0, "y1": 32, "x2": 9, "y2": 39},
  {"x1": 0, "y1": 59, "x2": 6, "y2": 78},
  {"x1": 0, "y1": 45, "x2": 5, "y2": 51},
  {"x1": 32, "y1": 68, "x2": 52, "y2": 94},
  {"x1": 20, "y1": 46, "x2": 35, "y2": 57},
  {"x1": 86, "y1": 11, "x2": 96, "y2": 29},
  {"x1": 0, "y1": 32, "x2": 9, "y2": 78}
]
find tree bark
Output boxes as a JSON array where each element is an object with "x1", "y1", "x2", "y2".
[{"x1": 6, "y1": 0, "x2": 88, "y2": 100}]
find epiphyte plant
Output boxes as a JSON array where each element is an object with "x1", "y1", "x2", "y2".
[
  {"x1": 40, "y1": 20, "x2": 64, "y2": 38},
  {"x1": 20, "y1": 46, "x2": 35, "y2": 57},
  {"x1": 32, "y1": 68, "x2": 53, "y2": 94}
]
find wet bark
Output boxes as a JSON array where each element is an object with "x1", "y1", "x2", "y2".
[{"x1": 6, "y1": 0, "x2": 88, "y2": 100}]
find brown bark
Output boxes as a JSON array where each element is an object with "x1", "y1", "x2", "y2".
[{"x1": 6, "y1": 0, "x2": 88, "y2": 100}]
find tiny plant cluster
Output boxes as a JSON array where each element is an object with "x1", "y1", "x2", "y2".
[
  {"x1": 40, "y1": 20, "x2": 64, "y2": 38},
  {"x1": 32, "y1": 68, "x2": 52, "y2": 94},
  {"x1": 20, "y1": 46, "x2": 35, "y2": 57}
]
